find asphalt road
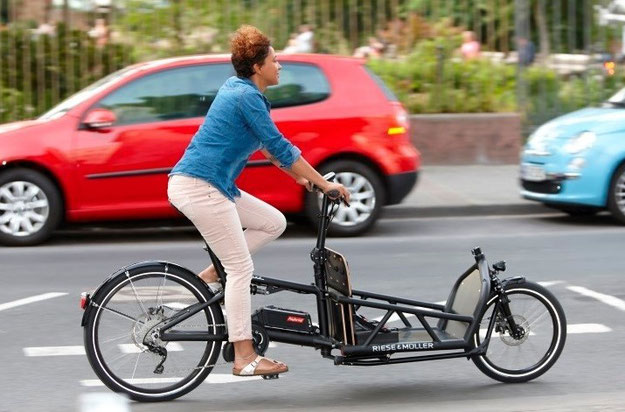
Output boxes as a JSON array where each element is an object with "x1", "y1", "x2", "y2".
[{"x1": 1, "y1": 212, "x2": 625, "y2": 412}]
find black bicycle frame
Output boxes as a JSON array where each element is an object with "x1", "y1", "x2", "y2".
[{"x1": 159, "y1": 190, "x2": 509, "y2": 365}]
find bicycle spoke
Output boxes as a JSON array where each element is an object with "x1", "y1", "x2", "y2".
[
  {"x1": 99, "y1": 304, "x2": 144, "y2": 325},
  {"x1": 126, "y1": 271, "x2": 149, "y2": 317},
  {"x1": 526, "y1": 309, "x2": 550, "y2": 329},
  {"x1": 131, "y1": 352, "x2": 142, "y2": 380},
  {"x1": 102, "y1": 331, "x2": 133, "y2": 344},
  {"x1": 156, "y1": 273, "x2": 168, "y2": 308},
  {"x1": 107, "y1": 351, "x2": 134, "y2": 367}
]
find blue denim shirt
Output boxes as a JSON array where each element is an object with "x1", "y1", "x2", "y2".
[{"x1": 170, "y1": 76, "x2": 301, "y2": 201}]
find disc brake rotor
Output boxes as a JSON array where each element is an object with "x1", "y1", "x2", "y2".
[{"x1": 498, "y1": 315, "x2": 530, "y2": 346}]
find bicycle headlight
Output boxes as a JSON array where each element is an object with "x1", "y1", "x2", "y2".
[{"x1": 563, "y1": 131, "x2": 596, "y2": 154}]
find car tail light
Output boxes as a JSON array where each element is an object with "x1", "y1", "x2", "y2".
[
  {"x1": 388, "y1": 102, "x2": 409, "y2": 136},
  {"x1": 80, "y1": 292, "x2": 90, "y2": 310}
]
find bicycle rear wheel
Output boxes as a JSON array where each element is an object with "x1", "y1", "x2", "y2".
[
  {"x1": 472, "y1": 281, "x2": 566, "y2": 383},
  {"x1": 84, "y1": 263, "x2": 225, "y2": 402}
]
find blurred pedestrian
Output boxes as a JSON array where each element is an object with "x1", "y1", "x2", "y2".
[
  {"x1": 295, "y1": 24, "x2": 314, "y2": 53},
  {"x1": 167, "y1": 25, "x2": 350, "y2": 378},
  {"x1": 281, "y1": 33, "x2": 299, "y2": 54},
  {"x1": 33, "y1": 21, "x2": 56, "y2": 38},
  {"x1": 517, "y1": 36, "x2": 536, "y2": 66},
  {"x1": 353, "y1": 36, "x2": 385, "y2": 59},
  {"x1": 460, "y1": 31, "x2": 480, "y2": 60},
  {"x1": 88, "y1": 18, "x2": 109, "y2": 47}
]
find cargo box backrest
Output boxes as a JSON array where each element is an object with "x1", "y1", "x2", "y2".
[
  {"x1": 441, "y1": 268, "x2": 483, "y2": 339},
  {"x1": 324, "y1": 248, "x2": 356, "y2": 345}
]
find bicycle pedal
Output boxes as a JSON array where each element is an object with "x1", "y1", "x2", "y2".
[{"x1": 262, "y1": 374, "x2": 279, "y2": 380}]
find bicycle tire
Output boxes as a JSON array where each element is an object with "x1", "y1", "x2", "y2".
[
  {"x1": 472, "y1": 280, "x2": 566, "y2": 383},
  {"x1": 84, "y1": 262, "x2": 225, "y2": 402}
]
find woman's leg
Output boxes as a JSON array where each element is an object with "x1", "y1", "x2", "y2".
[
  {"x1": 235, "y1": 189, "x2": 287, "y2": 253},
  {"x1": 168, "y1": 177, "x2": 286, "y2": 373},
  {"x1": 198, "y1": 190, "x2": 287, "y2": 282}
]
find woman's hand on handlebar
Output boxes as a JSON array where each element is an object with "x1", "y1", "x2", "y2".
[{"x1": 323, "y1": 181, "x2": 351, "y2": 206}]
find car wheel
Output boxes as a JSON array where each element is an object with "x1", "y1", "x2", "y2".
[
  {"x1": 0, "y1": 168, "x2": 63, "y2": 246},
  {"x1": 608, "y1": 163, "x2": 625, "y2": 224},
  {"x1": 305, "y1": 160, "x2": 385, "y2": 236}
]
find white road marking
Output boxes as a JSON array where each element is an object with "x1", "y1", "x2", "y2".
[
  {"x1": 568, "y1": 323, "x2": 612, "y2": 334},
  {"x1": 165, "y1": 302, "x2": 188, "y2": 310},
  {"x1": 118, "y1": 343, "x2": 184, "y2": 354},
  {"x1": 24, "y1": 341, "x2": 278, "y2": 357},
  {"x1": 24, "y1": 346, "x2": 85, "y2": 357},
  {"x1": 480, "y1": 323, "x2": 611, "y2": 337},
  {"x1": 537, "y1": 281, "x2": 564, "y2": 287},
  {"x1": 567, "y1": 286, "x2": 625, "y2": 311},
  {"x1": 0, "y1": 292, "x2": 67, "y2": 312},
  {"x1": 80, "y1": 374, "x2": 263, "y2": 387},
  {"x1": 480, "y1": 328, "x2": 535, "y2": 337}
]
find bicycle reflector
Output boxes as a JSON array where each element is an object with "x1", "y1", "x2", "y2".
[{"x1": 80, "y1": 292, "x2": 90, "y2": 310}]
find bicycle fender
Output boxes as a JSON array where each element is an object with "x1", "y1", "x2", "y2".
[
  {"x1": 80, "y1": 260, "x2": 197, "y2": 327},
  {"x1": 501, "y1": 276, "x2": 526, "y2": 287}
]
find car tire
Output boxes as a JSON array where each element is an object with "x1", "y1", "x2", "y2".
[
  {"x1": 608, "y1": 163, "x2": 625, "y2": 224},
  {"x1": 305, "y1": 160, "x2": 385, "y2": 236},
  {"x1": 0, "y1": 168, "x2": 63, "y2": 246}
]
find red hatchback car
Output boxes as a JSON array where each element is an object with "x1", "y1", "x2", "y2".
[{"x1": 0, "y1": 54, "x2": 420, "y2": 246}]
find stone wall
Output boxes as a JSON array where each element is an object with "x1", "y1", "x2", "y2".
[{"x1": 410, "y1": 113, "x2": 522, "y2": 165}]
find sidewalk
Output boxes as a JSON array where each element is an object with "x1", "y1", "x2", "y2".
[{"x1": 383, "y1": 165, "x2": 551, "y2": 218}]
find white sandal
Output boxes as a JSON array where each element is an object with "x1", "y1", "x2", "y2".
[
  {"x1": 232, "y1": 355, "x2": 288, "y2": 376},
  {"x1": 205, "y1": 281, "x2": 223, "y2": 292}
]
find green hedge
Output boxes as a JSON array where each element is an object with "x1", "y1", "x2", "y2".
[
  {"x1": 0, "y1": 24, "x2": 134, "y2": 123},
  {"x1": 368, "y1": 37, "x2": 625, "y2": 128}
]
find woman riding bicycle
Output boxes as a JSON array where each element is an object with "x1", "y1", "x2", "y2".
[{"x1": 167, "y1": 25, "x2": 350, "y2": 377}]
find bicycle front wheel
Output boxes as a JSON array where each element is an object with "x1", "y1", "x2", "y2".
[
  {"x1": 84, "y1": 263, "x2": 225, "y2": 402},
  {"x1": 472, "y1": 281, "x2": 566, "y2": 383}
]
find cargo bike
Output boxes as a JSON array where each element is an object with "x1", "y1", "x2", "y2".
[{"x1": 80, "y1": 173, "x2": 567, "y2": 402}]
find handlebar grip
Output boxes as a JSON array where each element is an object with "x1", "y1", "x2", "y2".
[{"x1": 326, "y1": 189, "x2": 340, "y2": 199}]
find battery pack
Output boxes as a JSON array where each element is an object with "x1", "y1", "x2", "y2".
[{"x1": 252, "y1": 306, "x2": 314, "y2": 334}]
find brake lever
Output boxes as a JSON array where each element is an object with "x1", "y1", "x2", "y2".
[{"x1": 326, "y1": 189, "x2": 350, "y2": 207}]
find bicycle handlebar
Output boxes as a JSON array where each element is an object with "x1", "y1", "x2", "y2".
[{"x1": 311, "y1": 185, "x2": 350, "y2": 207}]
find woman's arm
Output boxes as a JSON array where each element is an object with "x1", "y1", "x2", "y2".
[
  {"x1": 261, "y1": 149, "x2": 300, "y2": 180},
  {"x1": 242, "y1": 91, "x2": 349, "y2": 201},
  {"x1": 262, "y1": 149, "x2": 350, "y2": 202},
  {"x1": 261, "y1": 149, "x2": 312, "y2": 190},
  {"x1": 288, "y1": 157, "x2": 351, "y2": 202}
]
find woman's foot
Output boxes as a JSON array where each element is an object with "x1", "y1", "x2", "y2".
[
  {"x1": 198, "y1": 265, "x2": 219, "y2": 284},
  {"x1": 232, "y1": 351, "x2": 288, "y2": 376},
  {"x1": 198, "y1": 265, "x2": 223, "y2": 292}
]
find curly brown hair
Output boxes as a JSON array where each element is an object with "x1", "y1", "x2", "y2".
[{"x1": 230, "y1": 25, "x2": 271, "y2": 78}]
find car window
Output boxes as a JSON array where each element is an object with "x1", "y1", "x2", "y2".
[
  {"x1": 96, "y1": 63, "x2": 234, "y2": 126},
  {"x1": 39, "y1": 65, "x2": 137, "y2": 120},
  {"x1": 264, "y1": 63, "x2": 330, "y2": 109},
  {"x1": 364, "y1": 66, "x2": 399, "y2": 102}
]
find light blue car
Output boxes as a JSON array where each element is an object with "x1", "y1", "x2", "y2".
[{"x1": 520, "y1": 88, "x2": 625, "y2": 223}]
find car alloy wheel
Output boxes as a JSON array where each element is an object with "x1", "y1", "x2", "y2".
[
  {"x1": 0, "y1": 168, "x2": 63, "y2": 246},
  {"x1": 306, "y1": 159, "x2": 385, "y2": 236},
  {"x1": 316, "y1": 171, "x2": 376, "y2": 226},
  {"x1": 0, "y1": 181, "x2": 50, "y2": 237}
]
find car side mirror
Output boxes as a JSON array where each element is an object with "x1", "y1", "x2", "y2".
[{"x1": 82, "y1": 108, "x2": 116, "y2": 130}]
